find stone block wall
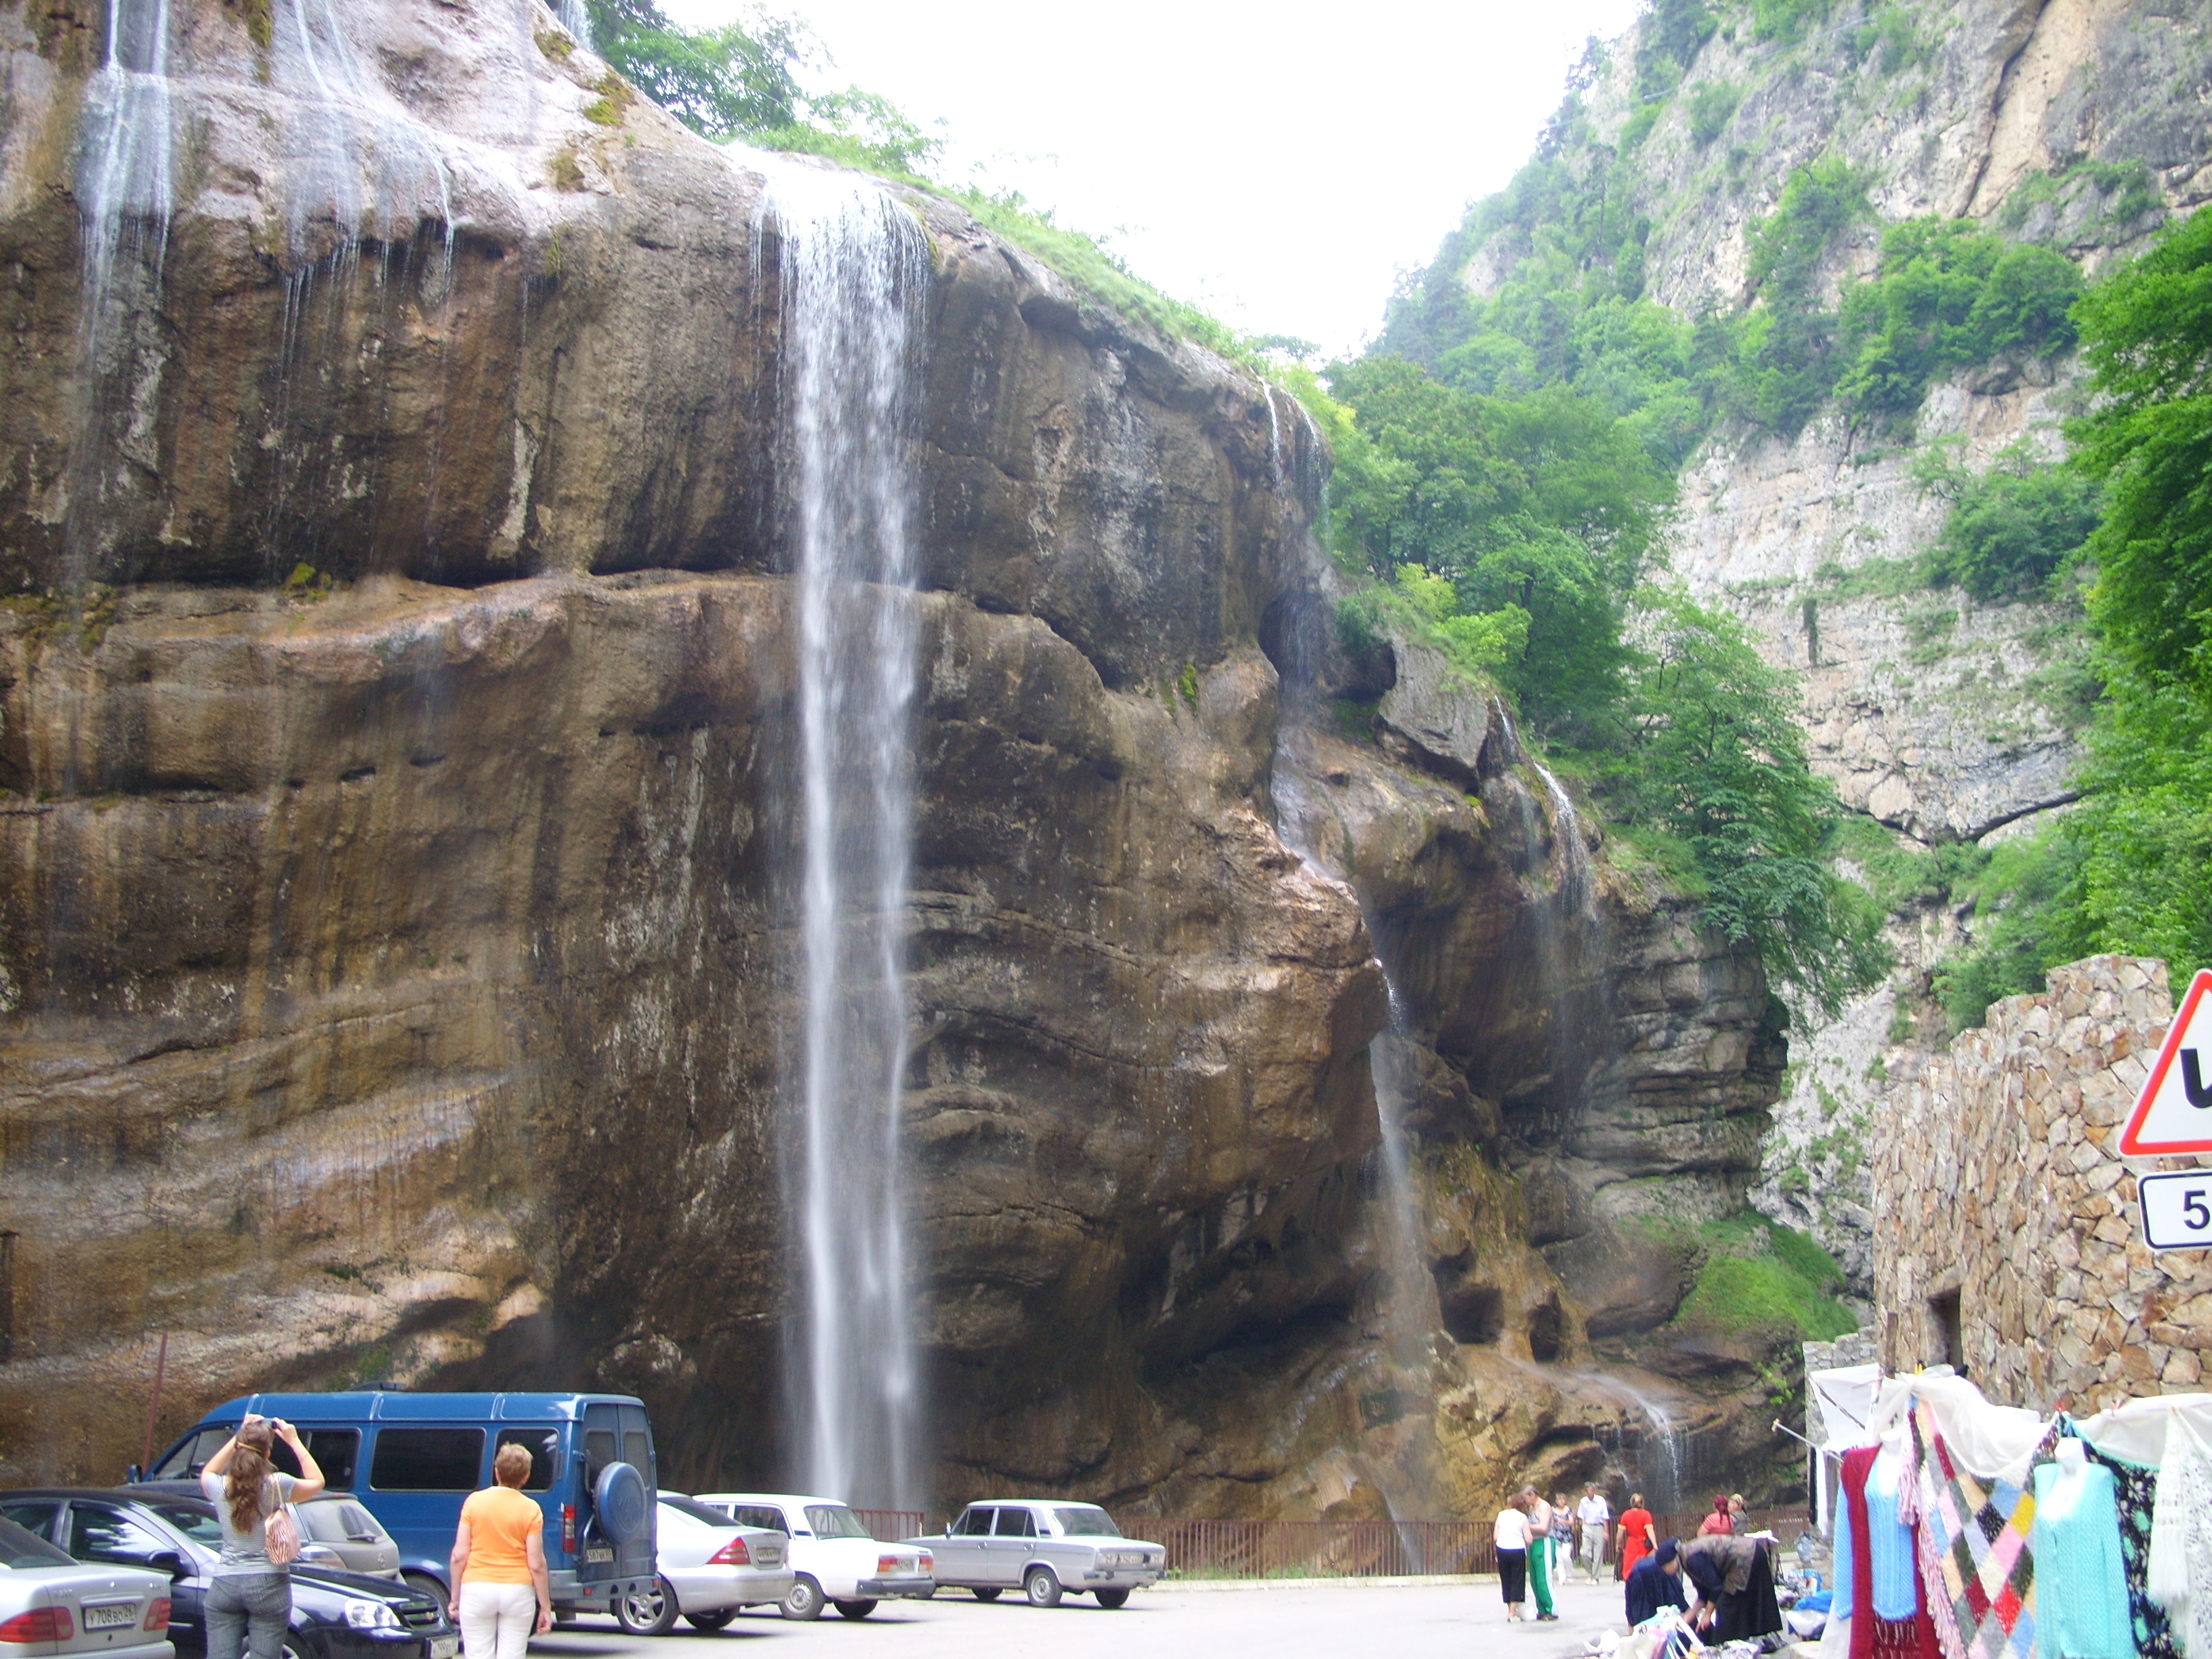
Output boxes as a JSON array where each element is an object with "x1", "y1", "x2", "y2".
[{"x1": 1872, "y1": 956, "x2": 2212, "y2": 1411}]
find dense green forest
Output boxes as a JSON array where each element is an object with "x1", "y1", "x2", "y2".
[{"x1": 579, "y1": 0, "x2": 2209, "y2": 1023}]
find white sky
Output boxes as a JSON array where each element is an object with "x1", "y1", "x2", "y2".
[{"x1": 659, "y1": 0, "x2": 1647, "y2": 357}]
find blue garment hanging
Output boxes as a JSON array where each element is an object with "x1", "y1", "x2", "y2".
[{"x1": 2032, "y1": 1457, "x2": 2139, "y2": 1659}]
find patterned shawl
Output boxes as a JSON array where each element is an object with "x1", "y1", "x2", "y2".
[{"x1": 1898, "y1": 1397, "x2": 2058, "y2": 1659}]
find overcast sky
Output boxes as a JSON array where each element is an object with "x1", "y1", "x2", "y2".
[{"x1": 659, "y1": 0, "x2": 1647, "y2": 357}]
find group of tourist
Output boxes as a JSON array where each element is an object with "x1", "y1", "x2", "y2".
[
  {"x1": 1496, "y1": 1483, "x2": 1780, "y2": 1641},
  {"x1": 1492, "y1": 1483, "x2": 1632, "y2": 1622},
  {"x1": 197, "y1": 1414, "x2": 551, "y2": 1659}
]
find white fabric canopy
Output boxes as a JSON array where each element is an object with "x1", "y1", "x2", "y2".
[
  {"x1": 2074, "y1": 1391, "x2": 2212, "y2": 1468},
  {"x1": 1866, "y1": 1370, "x2": 2051, "y2": 1483},
  {"x1": 1810, "y1": 1364, "x2": 1881, "y2": 1453}
]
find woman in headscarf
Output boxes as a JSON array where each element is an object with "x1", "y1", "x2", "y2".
[
  {"x1": 1697, "y1": 1492, "x2": 1735, "y2": 1536},
  {"x1": 1624, "y1": 1538, "x2": 1687, "y2": 1626},
  {"x1": 1678, "y1": 1531, "x2": 1784, "y2": 1642}
]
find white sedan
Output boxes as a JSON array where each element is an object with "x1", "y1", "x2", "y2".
[
  {"x1": 0, "y1": 1516, "x2": 172, "y2": 1659},
  {"x1": 611, "y1": 1497, "x2": 795, "y2": 1636},
  {"x1": 689, "y1": 1494, "x2": 933, "y2": 1621}
]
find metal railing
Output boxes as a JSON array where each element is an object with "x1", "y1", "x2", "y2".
[
  {"x1": 1146, "y1": 1518, "x2": 1500, "y2": 1578},
  {"x1": 853, "y1": 1507, "x2": 1811, "y2": 1578},
  {"x1": 856, "y1": 1509, "x2": 928, "y2": 1540}
]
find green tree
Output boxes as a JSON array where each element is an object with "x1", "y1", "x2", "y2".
[
  {"x1": 1610, "y1": 589, "x2": 1891, "y2": 1016},
  {"x1": 2070, "y1": 202, "x2": 2212, "y2": 697},
  {"x1": 1323, "y1": 357, "x2": 1673, "y2": 731},
  {"x1": 1925, "y1": 447, "x2": 2102, "y2": 600}
]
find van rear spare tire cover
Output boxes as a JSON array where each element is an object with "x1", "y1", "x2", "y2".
[{"x1": 594, "y1": 1462, "x2": 651, "y2": 1545}]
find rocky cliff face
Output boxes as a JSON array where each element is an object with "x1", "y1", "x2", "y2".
[{"x1": 0, "y1": 0, "x2": 1785, "y2": 1513}]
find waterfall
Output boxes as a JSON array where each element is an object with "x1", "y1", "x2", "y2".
[
  {"x1": 550, "y1": 0, "x2": 594, "y2": 48},
  {"x1": 745, "y1": 152, "x2": 929, "y2": 1511},
  {"x1": 267, "y1": 0, "x2": 453, "y2": 264},
  {"x1": 79, "y1": 0, "x2": 174, "y2": 313}
]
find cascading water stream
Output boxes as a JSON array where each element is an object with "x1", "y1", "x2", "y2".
[
  {"x1": 80, "y1": 0, "x2": 173, "y2": 315},
  {"x1": 549, "y1": 0, "x2": 594, "y2": 47},
  {"x1": 745, "y1": 152, "x2": 929, "y2": 1511}
]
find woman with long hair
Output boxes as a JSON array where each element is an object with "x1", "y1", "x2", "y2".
[
  {"x1": 449, "y1": 1442, "x2": 552, "y2": 1659},
  {"x1": 1697, "y1": 1492, "x2": 1734, "y2": 1536},
  {"x1": 201, "y1": 1416, "x2": 325, "y2": 1659}
]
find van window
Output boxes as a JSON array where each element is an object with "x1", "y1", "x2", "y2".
[
  {"x1": 494, "y1": 1430, "x2": 559, "y2": 1493},
  {"x1": 370, "y1": 1429, "x2": 485, "y2": 1491},
  {"x1": 272, "y1": 1429, "x2": 359, "y2": 1491},
  {"x1": 150, "y1": 1427, "x2": 231, "y2": 1480}
]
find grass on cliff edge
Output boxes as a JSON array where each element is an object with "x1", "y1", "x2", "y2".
[{"x1": 1649, "y1": 1213, "x2": 1858, "y2": 1343}]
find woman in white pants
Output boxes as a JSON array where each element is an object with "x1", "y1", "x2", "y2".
[{"x1": 449, "y1": 1443, "x2": 552, "y2": 1659}]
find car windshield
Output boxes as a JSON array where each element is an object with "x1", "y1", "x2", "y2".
[
  {"x1": 658, "y1": 1496, "x2": 737, "y2": 1528},
  {"x1": 804, "y1": 1506, "x2": 872, "y2": 1540},
  {"x1": 1053, "y1": 1507, "x2": 1122, "y2": 1538},
  {"x1": 0, "y1": 1517, "x2": 74, "y2": 1569},
  {"x1": 146, "y1": 1502, "x2": 223, "y2": 1551}
]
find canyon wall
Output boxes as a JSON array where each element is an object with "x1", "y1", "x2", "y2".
[
  {"x1": 0, "y1": 0, "x2": 1786, "y2": 1513},
  {"x1": 1433, "y1": 0, "x2": 2212, "y2": 1292}
]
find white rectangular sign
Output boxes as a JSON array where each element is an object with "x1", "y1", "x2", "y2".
[{"x1": 2139, "y1": 1170, "x2": 2212, "y2": 1252}]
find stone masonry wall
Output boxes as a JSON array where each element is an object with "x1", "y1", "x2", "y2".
[{"x1": 1873, "y1": 956, "x2": 2212, "y2": 1412}]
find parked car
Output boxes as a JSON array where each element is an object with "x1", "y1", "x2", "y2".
[
  {"x1": 605, "y1": 1496, "x2": 794, "y2": 1635},
  {"x1": 687, "y1": 1494, "x2": 933, "y2": 1621},
  {"x1": 0, "y1": 1491, "x2": 457, "y2": 1659},
  {"x1": 909, "y1": 1501, "x2": 1164, "y2": 1608},
  {"x1": 0, "y1": 1514, "x2": 172, "y2": 1659},
  {"x1": 132, "y1": 1391, "x2": 656, "y2": 1617},
  {"x1": 293, "y1": 1500, "x2": 400, "y2": 1581}
]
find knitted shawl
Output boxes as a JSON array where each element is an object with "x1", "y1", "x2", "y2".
[
  {"x1": 1844, "y1": 1446, "x2": 1942, "y2": 1659},
  {"x1": 1900, "y1": 1397, "x2": 2057, "y2": 1659}
]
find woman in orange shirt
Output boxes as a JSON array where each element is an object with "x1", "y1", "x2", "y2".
[{"x1": 449, "y1": 1443, "x2": 552, "y2": 1659}]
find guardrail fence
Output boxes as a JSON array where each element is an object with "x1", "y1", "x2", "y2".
[{"x1": 861, "y1": 1508, "x2": 1813, "y2": 1580}]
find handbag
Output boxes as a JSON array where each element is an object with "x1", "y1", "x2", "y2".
[{"x1": 263, "y1": 1481, "x2": 302, "y2": 1568}]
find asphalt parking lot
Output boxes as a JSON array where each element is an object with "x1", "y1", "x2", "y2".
[{"x1": 535, "y1": 1572, "x2": 1633, "y2": 1658}]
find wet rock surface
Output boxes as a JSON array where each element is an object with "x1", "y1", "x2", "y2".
[{"x1": 0, "y1": 0, "x2": 1788, "y2": 1511}]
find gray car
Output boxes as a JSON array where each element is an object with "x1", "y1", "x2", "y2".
[
  {"x1": 908, "y1": 1502, "x2": 1164, "y2": 1608},
  {"x1": 293, "y1": 1498, "x2": 402, "y2": 1580}
]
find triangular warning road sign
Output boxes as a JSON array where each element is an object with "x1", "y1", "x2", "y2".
[{"x1": 2121, "y1": 968, "x2": 2212, "y2": 1155}]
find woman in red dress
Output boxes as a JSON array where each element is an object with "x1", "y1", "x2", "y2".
[{"x1": 1616, "y1": 1492, "x2": 1656, "y2": 1579}]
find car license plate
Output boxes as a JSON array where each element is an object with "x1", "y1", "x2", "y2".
[
  {"x1": 82, "y1": 1605, "x2": 138, "y2": 1631},
  {"x1": 585, "y1": 1548, "x2": 613, "y2": 1563},
  {"x1": 430, "y1": 1638, "x2": 458, "y2": 1659}
]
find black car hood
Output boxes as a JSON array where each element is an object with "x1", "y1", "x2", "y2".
[{"x1": 290, "y1": 1568, "x2": 438, "y2": 1607}]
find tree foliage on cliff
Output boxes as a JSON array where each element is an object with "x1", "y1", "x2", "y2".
[
  {"x1": 1310, "y1": 355, "x2": 1887, "y2": 1016},
  {"x1": 1931, "y1": 205, "x2": 2212, "y2": 1021},
  {"x1": 581, "y1": 1, "x2": 940, "y2": 171}
]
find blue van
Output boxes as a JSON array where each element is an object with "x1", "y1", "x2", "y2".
[{"x1": 133, "y1": 1392, "x2": 657, "y2": 1616}]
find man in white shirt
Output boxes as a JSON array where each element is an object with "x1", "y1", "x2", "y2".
[{"x1": 1575, "y1": 1486, "x2": 1612, "y2": 1582}]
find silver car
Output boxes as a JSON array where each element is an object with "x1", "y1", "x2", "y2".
[
  {"x1": 910, "y1": 1501, "x2": 1164, "y2": 1608},
  {"x1": 0, "y1": 1515, "x2": 173, "y2": 1659},
  {"x1": 610, "y1": 1496, "x2": 794, "y2": 1635},
  {"x1": 292, "y1": 1498, "x2": 401, "y2": 1580}
]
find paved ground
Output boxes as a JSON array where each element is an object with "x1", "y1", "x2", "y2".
[{"x1": 535, "y1": 1571, "x2": 1636, "y2": 1659}]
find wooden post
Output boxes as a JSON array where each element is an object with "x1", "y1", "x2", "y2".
[
  {"x1": 140, "y1": 1331, "x2": 169, "y2": 1475},
  {"x1": 0, "y1": 1231, "x2": 16, "y2": 1364}
]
